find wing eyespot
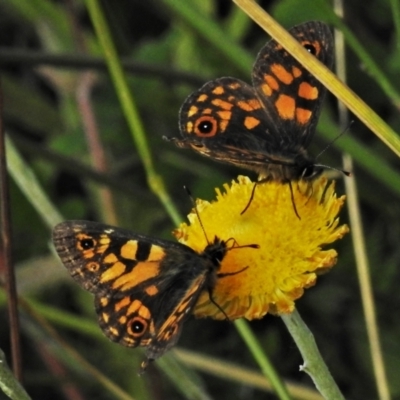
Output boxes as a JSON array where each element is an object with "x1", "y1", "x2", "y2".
[
  {"x1": 302, "y1": 41, "x2": 320, "y2": 56},
  {"x1": 194, "y1": 116, "x2": 218, "y2": 137},
  {"x1": 127, "y1": 317, "x2": 149, "y2": 338},
  {"x1": 87, "y1": 261, "x2": 100, "y2": 272},
  {"x1": 304, "y1": 44, "x2": 316, "y2": 54},
  {"x1": 78, "y1": 237, "x2": 96, "y2": 250}
]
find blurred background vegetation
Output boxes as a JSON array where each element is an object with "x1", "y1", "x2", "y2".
[{"x1": 1, "y1": 0, "x2": 400, "y2": 399}]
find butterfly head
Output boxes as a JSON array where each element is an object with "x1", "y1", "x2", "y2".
[
  {"x1": 295, "y1": 151, "x2": 324, "y2": 181},
  {"x1": 203, "y1": 237, "x2": 228, "y2": 264}
]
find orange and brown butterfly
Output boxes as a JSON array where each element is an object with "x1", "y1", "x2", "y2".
[
  {"x1": 166, "y1": 21, "x2": 335, "y2": 183},
  {"x1": 53, "y1": 220, "x2": 236, "y2": 372}
]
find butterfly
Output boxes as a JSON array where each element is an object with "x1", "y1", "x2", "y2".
[
  {"x1": 52, "y1": 220, "x2": 250, "y2": 372},
  {"x1": 166, "y1": 21, "x2": 336, "y2": 184}
]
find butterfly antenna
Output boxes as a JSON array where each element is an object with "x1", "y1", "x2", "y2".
[
  {"x1": 315, "y1": 121, "x2": 353, "y2": 160},
  {"x1": 313, "y1": 122, "x2": 353, "y2": 177},
  {"x1": 183, "y1": 186, "x2": 210, "y2": 245},
  {"x1": 313, "y1": 163, "x2": 351, "y2": 177}
]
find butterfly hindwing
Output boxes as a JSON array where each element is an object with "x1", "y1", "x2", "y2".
[{"x1": 252, "y1": 20, "x2": 333, "y2": 148}]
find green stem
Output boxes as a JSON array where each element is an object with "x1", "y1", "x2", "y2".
[
  {"x1": 389, "y1": 0, "x2": 400, "y2": 50},
  {"x1": 84, "y1": 0, "x2": 181, "y2": 225},
  {"x1": 6, "y1": 136, "x2": 63, "y2": 228},
  {"x1": 281, "y1": 310, "x2": 345, "y2": 400},
  {"x1": 0, "y1": 349, "x2": 31, "y2": 400},
  {"x1": 235, "y1": 319, "x2": 292, "y2": 400}
]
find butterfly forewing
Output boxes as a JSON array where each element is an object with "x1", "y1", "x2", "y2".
[
  {"x1": 52, "y1": 220, "x2": 227, "y2": 367},
  {"x1": 179, "y1": 78, "x2": 272, "y2": 144}
]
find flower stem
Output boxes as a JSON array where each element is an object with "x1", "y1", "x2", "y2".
[
  {"x1": 281, "y1": 310, "x2": 345, "y2": 400},
  {"x1": 235, "y1": 319, "x2": 291, "y2": 400}
]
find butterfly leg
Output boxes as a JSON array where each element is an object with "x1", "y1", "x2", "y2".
[
  {"x1": 207, "y1": 290, "x2": 230, "y2": 321},
  {"x1": 240, "y1": 182, "x2": 258, "y2": 215},
  {"x1": 288, "y1": 181, "x2": 301, "y2": 220},
  {"x1": 208, "y1": 266, "x2": 250, "y2": 320}
]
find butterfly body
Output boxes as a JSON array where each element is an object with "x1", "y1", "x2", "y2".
[
  {"x1": 168, "y1": 21, "x2": 334, "y2": 182},
  {"x1": 53, "y1": 220, "x2": 227, "y2": 369}
]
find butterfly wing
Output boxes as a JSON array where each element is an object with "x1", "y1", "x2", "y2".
[
  {"x1": 175, "y1": 77, "x2": 280, "y2": 171},
  {"x1": 52, "y1": 220, "x2": 211, "y2": 363},
  {"x1": 171, "y1": 21, "x2": 333, "y2": 179},
  {"x1": 252, "y1": 21, "x2": 333, "y2": 150}
]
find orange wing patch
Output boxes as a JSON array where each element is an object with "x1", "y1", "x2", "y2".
[
  {"x1": 212, "y1": 86, "x2": 225, "y2": 95},
  {"x1": 99, "y1": 297, "x2": 109, "y2": 307},
  {"x1": 127, "y1": 299, "x2": 142, "y2": 315},
  {"x1": 186, "y1": 121, "x2": 193, "y2": 133},
  {"x1": 197, "y1": 94, "x2": 208, "y2": 102},
  {"x1": 270, "y1": 64, "x2": 294, "y2": 84},
  {"x1": 104, "y1": 253, "x2": 118, "y2": 264},
  {"x1": 120, "y1": 241, "x2": 165, "y2": 262},
  {"x1": 244, "y1": 116, "x2": 261, "y2": 130},
  {"x1": 264, "y1": 74, "x2": 279, "y2": 91},
  {"x1": 112, "y1": 261, "x2": 161, "y2": 291},
  {"x1": 217, "y1": 112, "x2": 232, "y2": 132},
  {"x1": 298, "y1": 82, "x2": 318, "y2": 100},
  {"x1": 101, "y1": 312, "x2": 110, "y2": 324},
  {"x1": 275, "y1": 94, "x2": 295, "y2": 119},
  {"x1": 120, "y1": 241, "x2": 139, "y2": 260},
  {"x1": 188, "y1": 106, "x2": 198, "y2": 117},
  {"x1": 217, "y1": 111, "x2": 232, "y2": 121},
  {"x1": 228, "y1": 82, "x2": 241, "y2": 90},
  {"x1": 237, "y1": 99, "x2": 262, "y2": 111},
  {"x1": 212, "y1": 99, "x2": 234, "y2": 111},
  {"x1": 292, "y1": 66, "x2": 302, "y2": 78},
  {"x1": 261, "y1": 84, "x2": 272, "y2": 97},
  {"x1": 145, "y1": 285, "x2": 159, "y2": 296},
  {"x1": 115, "y1": 296, "x2": 131, "y2": 312},
  {"x1": 101, "y1": 261, "x2": 126, "y2": 283},
  {"x1": 296, "y1": 108, "x2": 312, "y2": 125}
]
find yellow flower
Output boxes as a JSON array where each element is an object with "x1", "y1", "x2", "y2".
[{"x1": 174, "y1": 175, "x2": 349, "y2": 320}]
